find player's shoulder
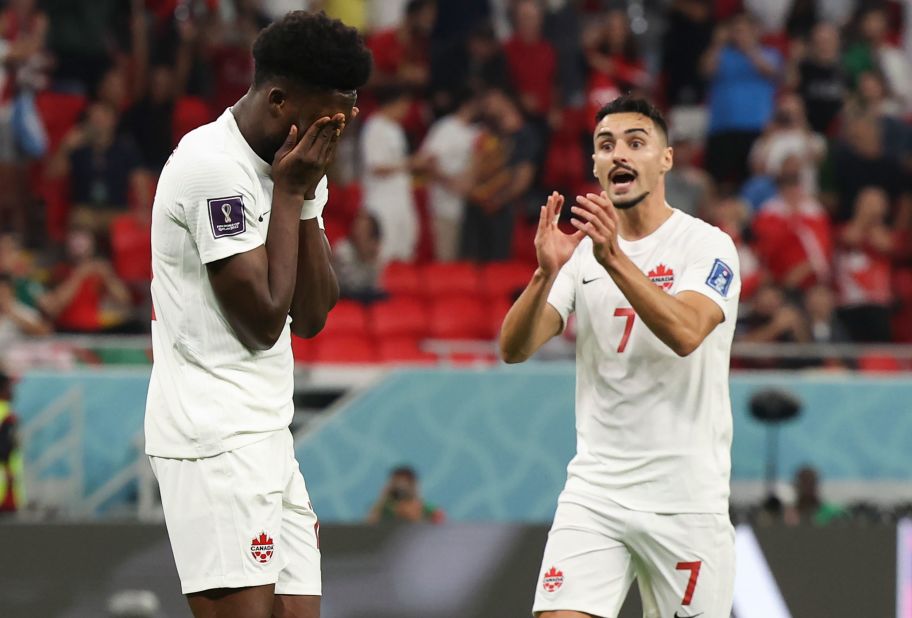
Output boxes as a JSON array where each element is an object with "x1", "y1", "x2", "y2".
[
  {"x1": 673, "y1": 209, "x2": 737, "y2": 252},
  {"x1": 162, "y1": 131, "x2": 254, "y2": 194}
]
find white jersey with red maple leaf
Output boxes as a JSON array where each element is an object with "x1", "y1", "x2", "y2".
[{"x1": 547, "y1": 209, "x2": 741, "y2": 514}]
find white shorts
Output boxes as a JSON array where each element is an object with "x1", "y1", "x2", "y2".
[
  {"x1": 150, "y1": 429, "x2": 321, "y2": 595},
  {"x1": 533, "y1": 496, "x2": 734, "y2": 618}
]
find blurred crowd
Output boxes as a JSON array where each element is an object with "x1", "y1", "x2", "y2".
[{"x1": 0, "y1": 0, "x2": 910, "y2": 370}]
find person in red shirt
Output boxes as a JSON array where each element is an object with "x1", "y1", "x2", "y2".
[
  {"x1": 752, "y1": 156, "x2": 833, "y2": 291},
  {"x1": 503, "y1": 0, "x2": 556, "y2": 121},
  {"x1": 834, "y1": 186, "x2": 896, "y2": 342},
  {"x1": 38, "y1": 227, "x2": 131, "y2": 333}
]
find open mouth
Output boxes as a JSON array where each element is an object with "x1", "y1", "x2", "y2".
[{"x1": 609, "y1": 169, "x2": 637, "y2": 192}]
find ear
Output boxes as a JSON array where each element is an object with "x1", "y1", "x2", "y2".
[
  {"x1": 267, "y1": 87, "x2": 287, "y2": 113},
  {"x1": 661, "y1": 146, "x2": 674, "y2": 174}
]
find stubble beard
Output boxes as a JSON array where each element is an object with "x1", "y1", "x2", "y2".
[{"x1": 611, "y1": 191, "x2": 650, "y2": 210}]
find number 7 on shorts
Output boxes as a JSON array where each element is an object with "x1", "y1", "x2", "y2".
[{"x1": 675, "y1": 561, "x2": 702, "y2": 605}]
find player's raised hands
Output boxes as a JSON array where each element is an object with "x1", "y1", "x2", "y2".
[
  {"x1": 535, "y1": 191, "x2": 585, "y2": 277},
  {"x1": 272, "y1": 113, "x2": 346, "y2": 200},
  {"x1": 571, "y1": 192, "x2": 623, "y2": 270}
]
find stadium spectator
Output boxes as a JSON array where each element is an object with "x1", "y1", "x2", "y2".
[
  {"x1": 360, "y1": 84, "x2": 419, "y2": 262},
  {"x1": 0, "y1": 272, "x2": 50, "y2": 363},
  {"x1": 834, "y1": 187, "x2": 895, "y2": 342},
  {"x1": 0, "y1": 232, "x2": 43, "y2": 308},
  {"x1": 739, "y1": 283, "x2": 809, "y2": 344},
  {"x1": 784, "y1": 465, "x2": 847, "y2": 526},
  {"x1": 843, "y1": 5, "x2": 912, "y2": 113},
  {"x1": 38, "y1": 227, "x2": 131, "y2": 333},
  {"x1": 701, "y1": 12, "x2": 783, "y2": 189},
  {"x1": 583, "y1": 8, "x2": 650, "y2": 96},
  {"x1": 0, "y1": 371, "x2": 22, "y2": 515},
  {"x1": 749, "y1": 93, "x2": 826, "y2": 196},
  {"x1": 664, "y1": 130, "x2": 714, "y2": 218},
  {"x1": 705, "y1": 195, "x2": 762, "y2": 300},
  {"x1": 416, "y1": 89, "x2": 480, "y2": 261},
  {"x1": 332, "y1": 210, "x2": 385, "y2": 303},
  {"x1": 829, "y1": 115, "x2": 904, "y2": 222},
  {"x1": 503, "y1": 0, "x2": 556, "y2": 123},
  {"x1": 46, "y1": 100, "x2": 143, "y2": 232},
  {"x1": 753, "y1": 156, "x2": 833, "y2": 291},
  {"x1": 791, "y1": 21, "x2": 847, "y2": 136},
  {"x1": 661, "y1": 0, "x2": 715, "y2": 107},
  {"x1": 120, "y1": 65, "x2": 180, "y2": 172},
  {"x1": 366, "y1": 465, "x2": 445, "y2": 524},
  {"x1": 462, "y1": 87, "x2": 540, "y2": 262},
  {"x1": 803, "y1": 283, "x2": 851, "y2": 344}
]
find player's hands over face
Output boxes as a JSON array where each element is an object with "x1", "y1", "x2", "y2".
[
  {"x1": 272, "y1": 113, "x2": 346, "y2": 200},
  {"x1": 535, "y1": 191, "x2": 585, "y2": 277},
  {"x1": 571, "y1": 192, "x2": 624, "y2": 271}
]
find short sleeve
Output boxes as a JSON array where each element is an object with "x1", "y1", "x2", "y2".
[
  {"x1": 676, "y1": 229, "x2": 741, "y2": 322},
  {"x1": 546, "y1": 242, "x2": 583, "y2": 331},
  {"x1": 178, "y1": 157, "x2": 264, "y2": 265}
]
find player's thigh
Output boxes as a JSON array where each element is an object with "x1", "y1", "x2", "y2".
[
  {"x1": 275, "y1": 431, "x2": 322, "y2": 598},
  {"x1": 187, "y1": 584, "x2": 275, "y2": 618},
  {"x1": 150, "y1": 434, "x2": 287, "y2": 597},
  {"x1": 273, "y1": 593, "x2": 320, "y2": 618},
  {"x1": 629, "y1": 511, "x2": 734, "y2": 618},
  {"x1": 533, "y1": 502, "x2": 635, "y2": 618}
]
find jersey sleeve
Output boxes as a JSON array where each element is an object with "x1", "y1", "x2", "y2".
[
  {"x1": 676, "y1": 228, "x2": 741, "y2": 322},
  {"x1": 178, "y1": 156, "x2": 264, "y2": 265},
  {"x1": 546, "y1": 242, "x2": 582, "y2": 332}
]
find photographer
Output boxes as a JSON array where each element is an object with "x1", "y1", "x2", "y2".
[{"x1": 367, "y1": 466, "x2": 445, "y2": 524}]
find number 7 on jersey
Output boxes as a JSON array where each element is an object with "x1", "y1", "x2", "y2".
[{"x1": 613, "y1": 308, "x2": 636, "y2": 353}]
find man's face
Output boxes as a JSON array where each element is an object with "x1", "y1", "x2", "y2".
[
  {"x1": 592, "y1": 112, "x2": 672, "y2": 209},
  {"x1": 288, "y1": 89, "x2": 357, "y2": 137}
]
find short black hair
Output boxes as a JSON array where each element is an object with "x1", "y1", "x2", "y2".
[
  {"x1": 595, "y1": 95, "x2": 668, "y2": 143},
  {"x1": 391, "y1": 465, "x2": 417, "y2": 481},
  {"x1": 374, "y1": 83, "x2": 411, "y2": 107},
  {"x1": 406, "y1": 0, "x2": 434, "y2": 18},
  {"x1": 252, "y1": 11, "x2": 372, "y2": 91}
]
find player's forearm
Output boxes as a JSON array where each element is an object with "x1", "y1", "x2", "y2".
[
  {"x1": 289, "y1": 219, "x2": 339, "y2": 338},
  {"x1": 499, "y1": 268, "x2": 558, "y2": 363},
  {"x1": 606, "y1": 256, "x2": 704, "y2": 357}
]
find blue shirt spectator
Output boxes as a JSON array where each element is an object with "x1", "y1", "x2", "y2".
[{"x1": 708, "y1": 44, "x2": 783, "y2": 134}]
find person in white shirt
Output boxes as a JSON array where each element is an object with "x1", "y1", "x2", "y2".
[
  {"x1": 500, "y1": 95, "x2": 740, "y2": 618},
  {"x1": 417, "y1": 89, "x2": 480, "y2": 261},
  {"x1": 360, "y1": 84, "x2": 418, "y2": 261},
  {"x1": 144, "y1": 12, "x2": 371, "y2": 618}
]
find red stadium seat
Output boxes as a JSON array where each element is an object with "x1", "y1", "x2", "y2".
[
  {"x1": 110, "y1": 215, "x2": 152, "y2": 283},
  {"x1": 291, "y1": 334, "x2": 315, "y2": 363},
  {"x1": 318, "y1": 300, "x2": 368, "y2": 338},
  {"x1": 368, "y1": 297, "x2": 428, "y2": 339},
  {"x1": 312, "y1": 335, "x2": 378, "y2": 364},
  {"x1": 421, "y1": 262, "x2": 481, "y2": 298},
  {"x1": 35, "y1": 91, "x2": 87, "y2": 153},
  {"x1": 376, "y1": 337, "x2": 437, "y2": 364},
  {"x1": 857, "y1": 354, "x2": 904, "y2": 373},
  {"x1": 172, "y1": 96, "x2": 213, "y2": 146},
  {"x1": 380, "y1": 262, "x2": 422, "y2": 298},
  {"x1": 428, "y1": 296, "x2": 488, "y2": 339},
  {"x1": 480, "y1": 261, "x2": 534, "y2": 300}
]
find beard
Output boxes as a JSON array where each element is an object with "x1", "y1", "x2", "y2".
[{"x1": 611, "y1": 190, "x2": 650, "y2": 210}]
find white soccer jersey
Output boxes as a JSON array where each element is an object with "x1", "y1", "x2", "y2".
[
  {"x1": 145, "y1": 109, "x2": 328, "y2": 459},
  {"x1": 547, "y1": 209, "x2": 740, "y2": 514}
]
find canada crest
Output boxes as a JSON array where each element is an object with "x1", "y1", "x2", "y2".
[
  {"x1": 648, "y1": 264, "x2": 674, "y2": 290},
  {"x1": 250, "y1": 531, "x2": 275, "y2": 564},
  {"x1": 542, "y1": 566, "x2": 564, "y2": 593}
]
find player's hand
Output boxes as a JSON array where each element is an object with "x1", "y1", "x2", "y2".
[
  {"x1": 571, "y1": 191, "x2": 623, "y2": 271},
  {"x1": 535, "y1": 191, "x2": 584, "y2": 277},
  {"x1": 272, "y1": 113, "x2": 346, "y2": 200}
]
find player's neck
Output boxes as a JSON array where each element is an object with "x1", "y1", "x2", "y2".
[
  {"x1": 231, "y1": 93, "x2": 276, "y2": 166},
  {"x1": 615, "y1": 191, "x2": 674, "y2": 241}
]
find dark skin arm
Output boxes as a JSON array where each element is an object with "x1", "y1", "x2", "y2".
[
  {"x1": 207, "y1": 115, "x2": 344, "y2": 351},
  {"x1": 289, "y1": 220, "x2": 339, "y2": 338}
]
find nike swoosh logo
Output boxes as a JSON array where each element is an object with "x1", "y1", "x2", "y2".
[
  {"x1": 582, "y1": 277, "x2": 602, "y2": 285},
  {"x1": 258, "y1": 210, "x2": 271, "y2": 222},
  {"x1": 674, "y1": 612, "x2": 703, "y2": 618}
]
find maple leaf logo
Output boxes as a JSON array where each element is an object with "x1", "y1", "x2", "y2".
[
  {"x1": 542, "y1": 566, "x2": 564, "y2": 592},
  {"x1": 250, "y1": 531, "x2": 275, "y2": 564},
  {"x1": 648, "y1": 263, "x2": 674, "y2": 290}
]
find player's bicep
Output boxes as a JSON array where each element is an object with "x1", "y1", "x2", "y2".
[
  {"x1": 206, "y1": 246, "x2": 271, "y2": 348},
  {"x1": 675, "y1": 290, "x2": 725, "y2": 343}
]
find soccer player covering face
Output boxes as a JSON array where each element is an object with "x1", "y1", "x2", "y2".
[
  {"x1": 500, "y1": 96, "x2": 740, "y2": 618},
  {"x1": 143, "y1": 12, "x2": 371, "y2": 618}
]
